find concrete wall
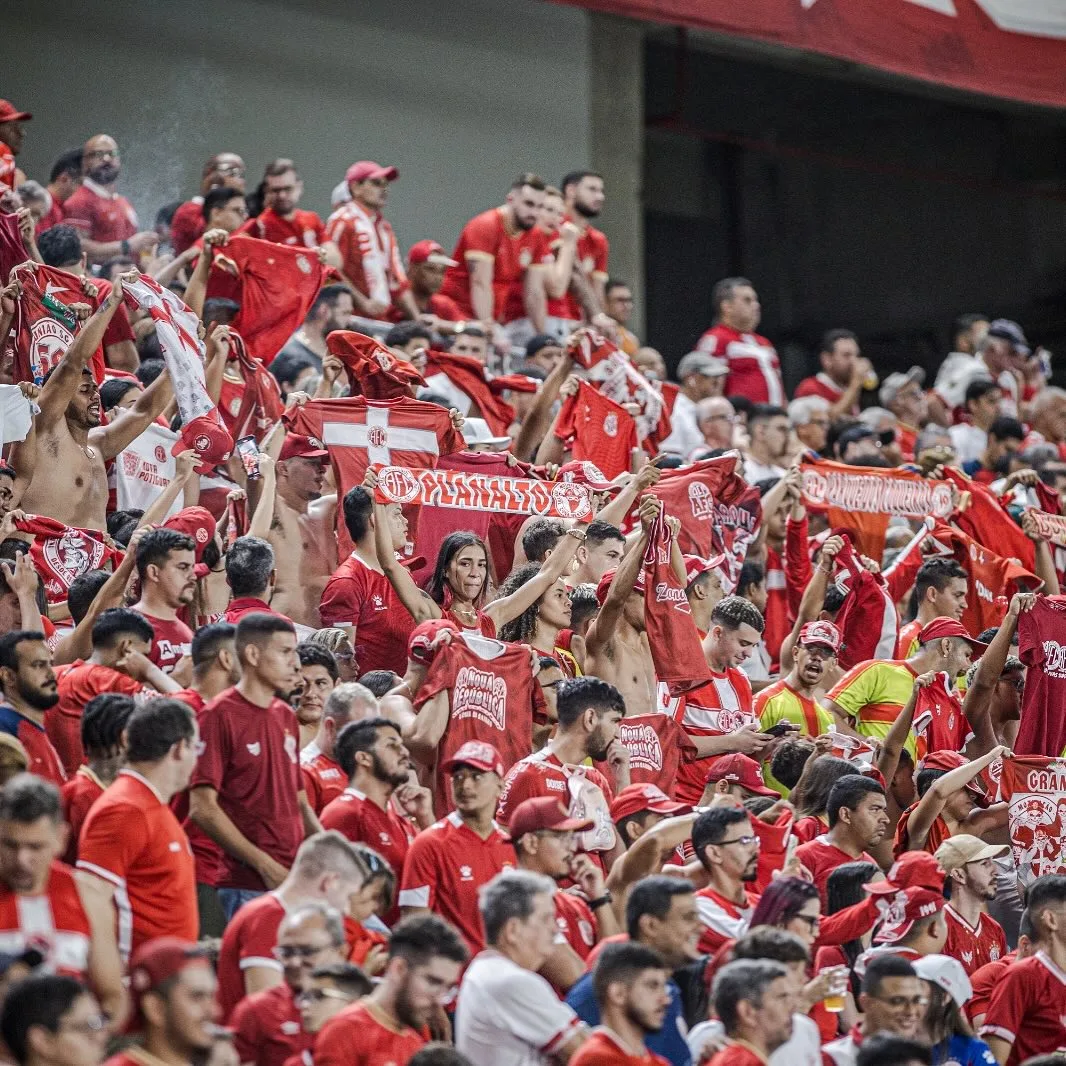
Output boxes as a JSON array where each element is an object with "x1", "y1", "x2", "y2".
[{"x1": 5, "y1": 0, "x2": 592, "y2": 254}]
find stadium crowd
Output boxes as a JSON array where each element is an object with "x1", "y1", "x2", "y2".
[{"x1": 0, "y1": 97, "x2": 1065, "y2": 1066}]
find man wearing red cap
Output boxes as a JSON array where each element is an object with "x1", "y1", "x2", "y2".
[
  {"x1": 398, "y1": 740, "x2": 515, "y2": 955},
  {"x1": 610, "y1": 784, "x2": 692, "y2": 850},
  {"x1": 936, "y1": 835, "x2": 1009, "y2": 976},
  {"x1": 397, "y1": 240, "x2": 463, "y2": 325},
  {"x1": 109, "y1": 938, "x2": 217, "y2": 1066},
  {"x1": 326, "y1": 161, "x2": 417, "y2": 321},
  {"x1": 893, "y1": 745, "x2": 1007, "y2": 856},
  {"x1": 703, "y1": 754, "x2": 782, "y2": 804},
  {"x1": 509, "y1": 797, "x2": 619, "y2": 988},
  {"x1": 0, "y1": 100, "x2": 31, "y2": 190},
  {"x1": 756, "y1": 621, "x2": 838, "y2": 742}
]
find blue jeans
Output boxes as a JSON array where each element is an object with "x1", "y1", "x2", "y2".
[{"x1": 218, "y1": 888, "x2": 263, "y2": 923}]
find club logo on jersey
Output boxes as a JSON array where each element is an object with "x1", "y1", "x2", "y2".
[
  {"x1": 43, "y1": 531, "x2": 104, "y2": 590},
  {"x1": 452, "y1": 666, "x2": 507, "y2": 730},
  {"x1": 519, "y1": 249, "x2": 533, "y2": 268},
  {"x1": 1042, "y1": 640, "x2": 1066, "y2": 679},
  {"x1": 688, "y1": 481, "x2": 715, "y2": 519},
  {"x1": 378, "y1": 466, "x2": 419, "y2": 504},
  {"x1": 154, "y1": 445, "x2": 167, "y2": 463},
  {"x1": 375, "y1": 350, "x2": 394, "y2": 370},
  {"x1": 378, "y1": 831, "x2": 393, "y2": 846},
  {"x1": 603, "y1": 413, "x2": 618, "y2": 437},
  {"x1": 550, "y1": 482, "x2": 593, "y2": 521},
  {"x1": 295, "y1": 255, "x2": 312, "y2": 275},
  {"x1": 229, "y1": 396, "x2": 242, "y2": 416},
  {"x1": 247, "y1": 742, "x2": 261, "y2": 757},
  {"x1": 30, "y1": 318, "x2": 75, "y2": 384},
  {"x1": 578, "y1": 919, "x2": 595, "y2": 945},
  {"x1": 619, "y1": 722, "x2": 663, "y2": 773},
  {"x1": 459, "y1": 865, "x2": 474, "y2": 881},
  {"x1": 285, "y1": 733, "x2": 298, "y2": 763},
  {"x1": 122, "y1": 450, "x2": 140, "y2": 476},
  {"x1": 367, "y1": 425, "x2": 388, "y2": 449}
]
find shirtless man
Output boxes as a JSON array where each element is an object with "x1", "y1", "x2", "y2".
[
  {"x1": 267, "y1": 433, "x2": 337, "y2": 628},
  {"x1": 584, "y1": 495, "x2": 665, "y2": 717},
  {"x1": 18, "y1": 272, "x2": 173, "y2": 531}
]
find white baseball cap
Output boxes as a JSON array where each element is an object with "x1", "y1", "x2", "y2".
[{"x1": 914, "y1": 954, "x2": 972, "y2": 1008}]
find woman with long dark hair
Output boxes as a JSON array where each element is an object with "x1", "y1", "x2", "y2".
[
  {"x1": 793, "y1": 755, "x2": 864, "y2": 842},
  {"x1": 749, "y1": 876, "x2": 823, "y2": 950},
  {"x1": 497, "y1": 563, "x2": 581, "y2": 676},
  {"x1": 915, "y1": 955, "x2": 997, "y2": 1066}
]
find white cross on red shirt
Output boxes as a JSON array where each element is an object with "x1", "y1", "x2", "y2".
[{"x1": 323, "y1": 406, "x2": 442, "y2": 466}]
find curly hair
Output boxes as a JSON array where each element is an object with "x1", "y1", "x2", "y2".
[
  {"x1": 496, "y1": 563, "x2": 543, "y2": 644},
  {"x1": 711, "y1": 595, "x2": 765, "y2": 634}
]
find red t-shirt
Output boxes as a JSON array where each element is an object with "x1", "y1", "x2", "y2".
[
  {"x1": 397, "y1": 811, "x2": 515, "y2": 954},
  {"x1": 223, "y1": 597, "x2": 292, "y2": 626},
  {"x1": 139, "y1": 612, "x2": 193, "y2": 675},
  {"x1": 77, "y1": 769, "x2": 197, "y2": 957},
  {"x1": 414, "y1": 631, "x2": 542, "y2": 815},
  {"x1": 555, "y1": 382, "x2": 639, "y2": 483},
  {"x1": 314, "y1": 1000, "x2": 427, "y2": 1066},
  {"x1": 243, "y1": 207, "x2": 326, "y2": 249},
  {"x1": 60, "y1": 767, "x2": 104, "y2": 865},
  {"x1": 0, "y1": 861, "x2": 91, "y2": 979},
  {"x1": 912, "y1": 674, "x2": 971, "y2": 759},
  {"x1": 439, "y1": 207, "x2": 553, "y2": 322},
  {"x1": 793, "y1": 834, "x2": 877, "y2": 906},
  {"x1": 694, "y1": 886, "x2": 759, "y2": 955},
  {"x1": 703, "y1": 1041, "x2": 769, "y2": 1066},
  {"x1": 893, "y1": 803, "x2": 950, "y2": 858},
  {"x1": 794, "y1": 373, "x2": 848, "y2": 409},
  {"x1": 320, "y1": 787, "x2": 415, "y2": 881},
  {"x1": 232, "y1": 982, "x2": 309, "y2": 1066},
  {"x1": 216, "y1": 891, "x2": 286, "y2": 1021},
  {"x1": 943, "y1": 904, "x2": 1008, "y2": 977},
  {"x1": 791, "y1": 815, "x2": 827, "y2": 844},
  {"x1": 557, "y1": 221, "x2": 610, "y2": 323},
  {"x1": 300, "y1": 743, "x2": 346, "y2": 814},
  {"x1": 319, "y1": 554, "x2": 415, "y2": 676},
  {"x1": 191, "y1": 687, "x2": 304, "y2": 890},
  {"x1": 592, "y1": 713, "x2": 695, "y2": 796},
  {"x1": 554, "y1": 891, "x2": 598, "y2": 962},
  {"x1": 170, "y1": 197, "x2": 205, "y2": 255},
  {"x1": 1016, "y1": 596, "x2": 1066, "y2": 757},
  {"x1": 571, "y1": 1029, "x2": 669, "y2": 1066},
  {"x1": 36, "y1": 197, "x2": 66, "y2": 234},
  {"x1": 981, "y1": 951, "x2": 1066, "y2": 1066},
  {"x1": 0, "y1": 707, "x2": 66, "y2": 787},
  {"x1": 696, "y1": 324, "x2": 784, "y2": 406},
  {"x1": 48, "y1": 661, "x2": 142, "y2": 775},
  {"x1": 969, "y1": 956, "x2": 1014, "y2": 1023},
  {"x1": 62, "y1": 181, "x2": 138, "y2": 244}
]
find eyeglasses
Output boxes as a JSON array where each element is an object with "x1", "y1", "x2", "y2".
[
  {"x1": 296, "y1": 988, "x2": 355, "y2": 1007},
  {"x1": 273, "y1": 943, "x2": 336, "y2": 962},
  {"x1": 793, "y1": 913, "x2": 820, "y2": 930},
  {"x1": 59, "y1": 1015, "x2": 109, "y2": 1036},
  {"x1": 870, "y1": 995, "x2": 929, "y2": 1010},
  {"x1": 85, "y1": 149, "x2": 119, "y2": 160},
  {"x1": 714, "y1": 835, "x2": 758, "y2": 848},
  {"x1": 216, "y1": 164, "x2": 245, "y2": 177}
]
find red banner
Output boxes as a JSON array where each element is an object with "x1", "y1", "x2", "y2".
[
  {"x1": 553, "y1": 0, "x2": 1066, "y2": 109},
  {"x1": 1000, "y1": 755, "x2": 1066, "y2": 889},
  {"x1": 373, "y1": 466, "x2": 594, "y2": 520}
]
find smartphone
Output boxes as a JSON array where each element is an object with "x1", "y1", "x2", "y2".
[
  {"x1": 236, "y1": 435, "x2": 261, "y2": 480},
  {"x1": 765, "y1": 721, "x2": 798, "y2": 738}
]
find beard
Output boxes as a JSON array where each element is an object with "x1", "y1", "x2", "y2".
[
  {"x1": 371, "y1": 750, "x2": 410, "y2": 790},
  {"x1": 625, "y1": 1002, "x2": 663, "y2": 1035},
  {"x1": 18, "y1": 678, "x2": 58, "y2": 711},
  {"x1": 573, "y1": 199, "x2": 600, "y2": 220},
  {"x1": 586, "y1": 726, "x2": 611, "y2": 762},
  {"x1": 89, "y1": 162, "x2": 120, "y2": 185},
  {"x1": 394, "y1": 979, "x2": 424, "y2": 1031}
]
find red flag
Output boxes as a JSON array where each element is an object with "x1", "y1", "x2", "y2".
[
  {"x1": 13, "y1": 515, "x2": 122, "y2": 607},
  {"x1": 9, "y1": 262, "x2": 103, "y2": 386},
  {"x1": 941, "y1": 467, "x2": 1036, "y2": 572},
  {"x1": 642, "y1": 511, "x2": 711, "y2": 695},
  {"x1": 423, "y1": 350, "x2": 515, "y2": 437},
  {"x1": 209, "y1": 234, "x2": 325, "y2": 363},
  {"x1": 328, "y1": 331, "x2": 424, "y2": 400},
  {"x1": 0, "y1": 212, "x2": 25, "y2": 285},
  {"x1": 999, "y1": 755, "x2": 1066, "y2": 890},
  {"x1": 223, "y1": 330, "x2": 284, "y2": 443},
  {"x1": 555, "y1": 381, "x2": 638, "y2": 481},
  {"x1": 566, "y1": 326, "x2": 616, "y2": 370},
  {"x1": 833, "y1": 538, "x2": 899, "y2": 671},
  {"x1": 285, "y1": 395, "x2": 464, "y2": 555}
]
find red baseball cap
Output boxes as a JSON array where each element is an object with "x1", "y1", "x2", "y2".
[
  {"x1": 441, "y1": 740, "x2": 505, "y2": 778},
  {"x1": 872, "y1": 886, "x2": 945, "y2": 944},
  {"x1": 506, "y1": 797, "x2": 593, "y2": 841},
  {"x1": 866, "y1": 851, "x2": 946, "y2": 896},
  {"x1": 917, "y1": 617, "x2": 988, "y2": 652},
  {"x1": 0, "y1": 101, "x2": 32, "y2": 124},
  {"x1": 130, "y1": 938, "x2": 210, "y2": 1012},
  {"x1": 407, "y1": 618, "x2": 460, "y2": 664},
  {"x1": 279, "y1": 434, "x2": 328, "y2": 462},
  {"x1": 408, "y1": 240, "x2": 457, "y2": 268},
  {"x1": 609, "y1": 783, "x2": 690, "y2": 822},
  {"x1": 706, "y1": 753, "x2": 780, "y2": 797},
  {"x1": 683, "y1": 554, "x2": 727, "y2": 588},
  {"x1": 163, "y1": 506, "x2": 217, "y2": 563},
  {"x1": 558, "y1": 460, "x2": 616, "y2": 492},
  {"x1": 346, "y1": 161, "x2": 399, "y2": 185},
  {"x1": 798, "y1": 620, "x2": 842, "y2": 653},
  {"x1": 920, "y1": 751, "x2": 987, "y2": 802},
  {"x1": 595, "y1": 568, "x2": 645, "y2": 607}
]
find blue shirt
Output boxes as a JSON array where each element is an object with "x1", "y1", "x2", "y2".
[
  {"x1": 932, "y1": 1035, "x2": 998, "y2": 1066},
  {"x1": 566, "y1": 972, "x2": 691, "y2": 1066}
]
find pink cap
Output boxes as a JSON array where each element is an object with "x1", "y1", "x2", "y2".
[
  {"x1": 346, "y1": 161, "x2": 399, "y2": 185},
  {"x1": 408, "y1": 240, "x2": 457, "y2": 268},
  {"x1": 798, "y1": 620, "x2": 842, "y2": 653},
  {"x1": 441, "y1": 740, "x2": 505, "y2": 778},
  {"x1": 918, "y1": 616, "x2": 988, "y2": 651}
]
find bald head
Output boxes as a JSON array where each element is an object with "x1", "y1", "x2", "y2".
[
  {"x1": 82, "y1": 135, "x2": 120, "y2": 185},
  {"x1": 202, "y1": 152, "x2": 246, "y2": 193},
  {"x1": 697, "y1": 397, "x2": 736, "y2": 449}
]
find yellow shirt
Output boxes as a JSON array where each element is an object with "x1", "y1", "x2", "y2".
[{"x1": 826, "y1": 658, "x2": 918, "y2": 758}]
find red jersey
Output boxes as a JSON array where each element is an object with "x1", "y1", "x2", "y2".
[
  {"x1": 572, "y1": 1029, "x2": 670, "y2": 1066},
  {"x1": 77, "y1": 769, "x2": 197, "y2": 957},
  {"x1": 1017, "y1": 596, "x2": 1066, "y2": 757},
  {"x1": 793, "y1": 834, "x2": 876, "y2": 906},
  {"x1": 300, "y1": 742, "x2": 346, "y2": 814},
  {"x1": 325, "y1": 201, "x2": 408, "y2": 308},
  {"x1": 314, "y1": 1000, "x2": 427, "y2": 1066},
  {"x1": 794, "y1": 373, "x2": 854, "y2": 413},
  {"x1": 791, "y1": 815, "x2": 827, "y2": 844},
  {"x1": 981, "y1": 951, "x2": 1066, "y2": 1066},
  {"x1": 557, "y1": 221, "x2": 610, "y2": 323},
  {"x1": 912, "y1": 674, "x2": 972, "y2": 759},
  {"x1": 943, "y1": 904, "x2": 1007, "y2": 976},
  {"x1": 0, "y1": 861, "x2": 91, "y2": 978},
  {"x1": 969, "y1": 957, "x2": 1014, "y2": 1023},
  {"x1": 0, "y1": 707, "x2": 66, "y2": 787},
  {"x1": 170, "y1": 198, "x2": 205, "y2": 255},
  {"x1": 320, "y1": 787, "x2": 415, "y2": 880},
  {"x1": 243, "y1": 207, "x2": 326, "y2": 249},
  {"x1": 397, "y1": 811, "x2": 515, "y2": 954},
  {"x1": 893, "y1": 803, "x2": 950, "y2": 858},
  {"x1": 62, "y1": 179, "x2": 139, "y2": 244},
  {"x1": 696, "y1": 324, "x2": 783, "y2": 405},
  {"x1": 140, "y1": 612, "x2": 193, "y2": 675},
  {"x1": 703, "y1": 1040, "x2": 768, "y2": 1066},
  {"x1": 60, "y1": 767, "x2": 105, "y2": 865},
  {"x1": 694, "y1": 886, "x2": 758, "y2": 955},
  {"x1": 593, "y1": 714, "x2": 695, "y2": 797},
  {"x1": 319, "y1": 553, "x2": 415, "y2": 676},
  {"x1": 223, "y1": 596, "x2": 291, "y2": 626},
  {"x1": 36, "y1": 197, "x2": 66, "y2": 234},
  {"x1": 192, "y1": 687, "x2": 304, "y2": 890},
  {"x1": 673, "y1": 670, "x2": 755, "y2": 806},
  {"x1": 439, "y1": 207, "x2": 553, "y2": 322},
  {"x1": 497, "y1": 749, "x2": 617, "y2": 859},
  {"x1": 49, "y1": 661, "x2": 142, "y2": 775},
  {"x1": 555, "y1": 382, "x2": 639, "y2": 482},
  {"x1": 554, "y1": 891, "x2": 598, "y2": 963},
  {"x1": 216, "y1": 891, "x2": 286, "y2": 1021},
  {"x1": 232, "y1": 982, "x2": 308, "y2": 1066}
]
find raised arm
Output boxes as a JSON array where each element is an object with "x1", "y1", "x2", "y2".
[
  {"x1": 183, "y1": 230, "x2": 229, "y2": 319},
  {"x1": 94, "y1": 356, "x2": 174, "y2": 459},
  {"x1": 467, "y1": 258, "x2": 495, "y2": 326},
  {"x1": 136, "y1": 452, "x2": 201, "y2": 530},
  {"x1": 513, "y1": 347, "x2": 577, "y2": 463},
  {"x1": 596, "y1": 462, "x2": 660, "y2": 530},
  {"x1": 875, "y1": 672, "x2": 926, "y2": 785},
  {"x1": 523, "y1": 266, "x2": 548, "y2": 335},
  {"x1": 544, "y1": 224, "x2": 579, "y2": 300},
  {"x1": 247, "y1": 455, "x2": 277, "y2": 540},
  {"x1": 1021, "y1": 510, "x2": 1060, "y2": 595}
]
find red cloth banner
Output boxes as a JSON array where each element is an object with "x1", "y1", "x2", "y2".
[
  {"x1": 374, "y1": 465, "x2": 593, "y2": 520},
  {"x1": 550, "y1": 0, "x2": 1066, "y2": 109},
  {"x1": 999, "y1": 755, "x2": 1066, "y2": 889},
  {"x1": 1026, "y1": 508, "x2": 1066, "y2": 547}
]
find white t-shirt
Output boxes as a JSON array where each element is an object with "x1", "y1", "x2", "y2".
[
  {"x1": 456, "y1": 949, "x2": 584, "y2": 1066},
  {"x1": 949, "y1": 422, "x2": 988, "y2": 465},
  {"x1": 659, "y1": 393, "x2": 704, "y2": 459},
  {"x1": 744, "y1": 457, "x2": 786, "y2": 485},
  {"x1": 688, "y1": 1014, "x2": 822, "y2": 1066}
]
